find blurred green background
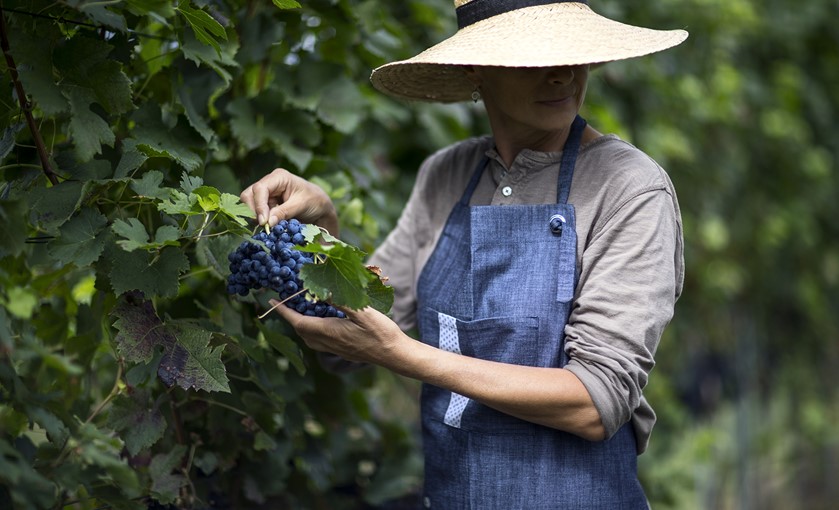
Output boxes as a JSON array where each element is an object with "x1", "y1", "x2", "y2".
[{"x1": 1, "y1": 0, "x2": 837, "y2": 508}]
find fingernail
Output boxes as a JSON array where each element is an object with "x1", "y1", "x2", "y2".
[
  {"x1": 258, "y1": 214, "x2": 265, "y2": 225},
  {"x1": 269, "y1": 215, "x2": 277, "y2": 227},
  {"x1": 269, "y1": 299, "x2": 279, "y2": 306}
]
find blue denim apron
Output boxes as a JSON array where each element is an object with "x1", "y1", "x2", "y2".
[{"x1": 415, "y1": 116, "x2": 647, "y2": 509}]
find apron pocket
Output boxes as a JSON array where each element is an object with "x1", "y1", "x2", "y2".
[{"x1": 421, "y1": 308, "x2": 546, "y2": 435}]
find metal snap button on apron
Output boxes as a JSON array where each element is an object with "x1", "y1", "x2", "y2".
[
  {"x1": 423, "y1": 496, "x2": 431, "y2": 508},
  {"x1": 501, "y1": 186, "x2": 513, "y2": 197},
  {"x1": 549, "y1": 214, "x2": 566, "y2": 235}
]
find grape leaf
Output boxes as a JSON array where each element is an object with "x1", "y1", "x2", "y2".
[
  {"x1": 158, "y1": 189, "x2": 201, "y2": 216},
  {"x1": 106, "y1": 390, "x2": 166, "y2": 456},
  {"x1": 218, "y1": 193, "x2": 255, "y2": 225},
  {"x1": 112, "y1": 219, "x2": 180, "y2": 252},
  {"x1": 258, "y1": 321, "x2": 306, "y2": 376},
  {"x1": 0, "y1": 199, "x2": 28, "y2": 257},
  {"x1": 177, "y1": 3, "x2": 228, "y2": 57},
  {"x1": 66, "y1": 0, "x2": 128, "y2": 31},
  {"x1": 157, "y1": 324, "x2": 230, "y2": 393},
  {"x1": 297, "y1": 242, "x2": 371, "y2": 310},
  {"x1": 54, "y1": 35, "x2": 133, "y2": 115},
  {"x1": 0, "y1": 441, "x2": 57, "y2": 509},
  {"x1": 131, "y1": 170, "x2": 172, "y2": 200},
  {"x1": 109, "y1": 247, "x2": 189, "y2": 298},
  {"x1": 66, "y1": 88, "x2": 115, "y2": 162},
  {"x1": 366, "y1": 273, "x2": 395, "y2": 316},
  {"x1": 179, "y1": 172, "x2": 204, "y2": 195},
  {"x1": 0, "y1": 122, "x2": 25, "y2": 160},
  {"x1": 317, "y1": 76, "x2": 366, "y2": 134},
  {"x1": 149, "y1": 445, "x2": 188, "y2": 504},
  {"x1": 29, "y1": 181, "x2": 90, "y2": 233},
  {"x1": 112, "y1": 218, "x2": 150, "y2": 252},
  {"x1": 196, "y1": 235, "x2": 241, "y2": 280},
  {"x1": 131, "y1": 105, "x2": 203, "y2": 172},
  {"x1": 112, "y1": 296, "x2": 229, "y2": 393},
  {"x1": 115, "y1": 147, "x2": 149, "y2": 179},
  {"x1": 48, "y1": 208, "x2": 110, "y2": 266},
  {"x1": 112, "y1": 292, "x2": 176, "y2": 364},
  {"x1": 298, "y1": 225, "x2": 394, "y2": 313},
  {"x1": 7, "y1": 26, "x2": 68, "y2": 115},
  {"x1": 273, "y1": 0, "x2": 302, "y2": 9}
]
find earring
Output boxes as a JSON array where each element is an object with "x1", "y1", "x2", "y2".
[{"x1": 472, "y1": 87, "x2": 481, "y2": 103}]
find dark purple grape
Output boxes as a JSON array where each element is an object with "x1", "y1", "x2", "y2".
[{"x1": 226, "y1": 219, "x2": 343, "y2": 319}]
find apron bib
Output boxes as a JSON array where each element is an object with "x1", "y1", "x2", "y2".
[{"x1": 415, "y1": 116, "x2": 646, "y2": 509}]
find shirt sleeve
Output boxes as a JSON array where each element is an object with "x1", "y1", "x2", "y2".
[{"x1": 563, "y1": 186, "x2": 683, "y2": 440}]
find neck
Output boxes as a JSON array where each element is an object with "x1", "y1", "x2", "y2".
[
  {"x1": 488, "y1": 119, "x2": 573, "y2": 168},
  {"x1": 491, "y1": 123, "x2": 601, "y2": 168}
]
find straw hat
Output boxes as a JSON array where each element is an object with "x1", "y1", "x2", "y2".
[{"x1": 370, "y1": 0, "x2": 688, "y2": 103}]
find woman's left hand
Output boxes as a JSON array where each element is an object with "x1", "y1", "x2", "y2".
[{"x1": 269, "y1": 300, "x2": 406, "y2": 365}]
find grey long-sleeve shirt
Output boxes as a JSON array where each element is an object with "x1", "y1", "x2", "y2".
[{"x1": 368, "y1": 134, "x2": 684, "y2": 453}]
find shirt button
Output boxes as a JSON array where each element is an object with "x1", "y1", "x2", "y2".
[
  {"x1": 423, "y1": 496, "x2": 431, "y2": 508},
  {"x1": 501, "y1": 186, "x2": 513, "y2": 197}
]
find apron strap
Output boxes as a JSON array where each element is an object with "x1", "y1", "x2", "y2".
[
  {"x1": 556, "y1": 115, "x2": 587, "y2": 205},
  {"x1": 459, "y1": 156, "x2": 490, "y2": 206}
]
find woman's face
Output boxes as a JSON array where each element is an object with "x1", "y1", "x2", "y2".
[{"x1": 467, "y1": 65, "x2": 590, "y2": 143}]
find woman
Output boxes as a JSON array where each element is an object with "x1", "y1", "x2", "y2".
[{"x1": 241, "y1": 1, "x2": 687, "y2": 507}]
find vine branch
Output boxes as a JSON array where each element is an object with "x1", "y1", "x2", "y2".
[{"x1": 0, "y1": 7, "x2": 59, "y2": 185}]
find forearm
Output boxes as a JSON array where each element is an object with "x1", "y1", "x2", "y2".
[{"x1": 377, "y1": 333, "x2": 606, "y2": 441}]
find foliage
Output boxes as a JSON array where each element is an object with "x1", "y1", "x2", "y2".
[{"x1": 0, "y1": 0, "x2": 470, "y2": 508}]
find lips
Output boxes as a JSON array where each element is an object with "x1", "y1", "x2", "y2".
[
  {"x1": 537, "y1": 96, "x2": 573, "y2": 106},
  {"x1": 537, "y1": 89, "x2": 576, "y2": 105}
]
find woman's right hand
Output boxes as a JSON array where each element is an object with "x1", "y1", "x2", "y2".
[{"x1": 240, "y1": 168, "x2": 339, "y2": 235}]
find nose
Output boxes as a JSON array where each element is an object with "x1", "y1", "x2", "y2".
[{"x1": 546, "y1": 66, "x2": 575, "y2": 85}]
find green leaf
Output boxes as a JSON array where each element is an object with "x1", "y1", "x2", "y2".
[
  {"x1": 7, "y1": 25, "x2": 68, "y2": 115},
  {"x1": 196, "y1": 235, "x2": 241, "y2": 280},
  {"x1": 317, "y1": 76, "x2": 366, "y2": 134},
  {"x1": 149, "y1": 445, "x2": 188, "y2": 504},
  {"x1": 177, "y1": 3, "x2": 228, "y2": 57},
  {"x1": 158, "y1": 189, "x2": 201, "y2": 216},
  {"x1": 54, "y1": 35, "x2": 134, "y2": 115},
  {"x1": 298, "y1": 242, "x2": 371, "y2": 310},
  {"x1": 131, "y1": 105, "x2": 203, "y2": 172},
  {"x1": 66, "y1": 0, "x2": 128, "y2": 31},
  {"x1": 0, "y1": 440, "x2": 57, "y2": 509},
  {"x1": 130, "y1": 170, "x2": 172, "y2": 200},
  {"x1": 259, "y1": 321, "x2": 306, "y2": 376},
  {"x1": 272, "y1": 0, "x2": 301, "y2": 9},
  {"x1": 109, "y1": 247, "x2": 189, "y2": 298},
  {"x1": 180, "y1": 172, "x2": 204, "y2": 195},
  {"x1": 157, "y1": 324, "x2": 230, "y2": 393},
  {"x1": 112, "y1": 218, "x2": 149, "y2": 252},
  {"x1": 30, "y1": 181, "x2": 88, "y2": 233},
  {"x1": 0, "y1": 122, "x2": 25, "y2": 161},
  {"x1": 0, "y1": 199, "x2": 28, "y2": 257},
  {"x1": 111, "y1": 292, "x2": 176, "y2": 364},
  {"x1": 115, "y1": 148, "x2": 149, "y2": 179},
  {"x1": 218, "y1": 193, "x2": 255, "y2": 226},
  {"x1": 366, "y1": 273, "x2": 395, "y2": 315},
  {"x1": 254, "y1": 430, "x2": 278, "y2": 451},
  {"x1": 106, "y1": 390, "x2": 166, "y2": 456},
  {"x1": 112, "y1": 219, "x2": 180, "y2": 252},
  {"x1": 66, "y1": 88, "x2": 115, "y2": 162},
  {"x1": 48, "y1": 208, "x2": 110, "y2": 266}
]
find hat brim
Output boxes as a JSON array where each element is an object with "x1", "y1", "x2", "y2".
[{"x1": 370, "y1": 2, "x2": 688, "y2": 102}]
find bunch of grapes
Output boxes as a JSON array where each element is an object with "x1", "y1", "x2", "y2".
[{"x1": 226, "y1": 218, "x2": 345, "y2": 318}]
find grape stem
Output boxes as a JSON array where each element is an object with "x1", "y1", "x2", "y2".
[{"x1": 258, "y1": 287, "x2": 308, "y2": 320}]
